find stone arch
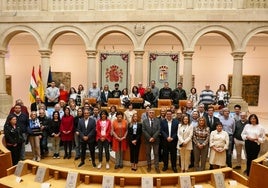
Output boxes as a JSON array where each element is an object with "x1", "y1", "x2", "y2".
[
  {"x1": 45, "y1": 25, "x2": 89, "y2": 50},
  {"x1": 140, "y1": 25, "x2": 188, "y2": 50},
  {"x1": 241, "y1": 26, "x2": 268, "y2": 50},
  {"x1": 91, "y1": 25, "x2": 137, "y2": 49},
  {"x1": 0, "y1": 25, "x2": 43, "y2": 49},
  {"x1": 190, "y1": 25, "x2": 238, "y2": 51}
]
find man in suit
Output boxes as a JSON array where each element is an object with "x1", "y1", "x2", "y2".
[
  {"x1": 142, "y1": 108, "x2": 161, "y2": 173},
  {"x1": 77, "y1": 108, "x2": 96, "y2": 167},
  {"x1": 100, "y1": 84, "x2": 113, "y2": 106},
  {"x1": 161, "y1": 110, "x2": 179, "y2": 172},
  {"x1": 30, "y1": 95, "x2": 44, "y2": 112},
  {"x1": 205, "y1": 106, "x2": 220, "y2": 133}
]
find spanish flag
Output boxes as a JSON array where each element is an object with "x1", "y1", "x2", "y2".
[
  {"x1": 29, "y1": 66, "x2": 37, "y2": 103},
  {"x1": 36, "y1": 65, "x2": 45, "y2": 102}
]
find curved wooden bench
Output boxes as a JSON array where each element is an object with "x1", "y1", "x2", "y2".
[
  {"x1": 0, "y1": 159, "x2": 248, "y2": 187},
  {"x1": 0, "y1": 134, "x2": 13, "y2": 178}
]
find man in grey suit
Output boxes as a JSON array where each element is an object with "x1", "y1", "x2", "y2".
[
  {"x1": 142, "y1": 108, "x2": 161, "y2": 173},
  {"x1": 77, "y1": 108, "x2": 96, "y2": 167}
]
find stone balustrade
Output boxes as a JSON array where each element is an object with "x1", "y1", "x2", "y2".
[{"x1": 0, "y1": 0, "x2": 267, "y2": 12}]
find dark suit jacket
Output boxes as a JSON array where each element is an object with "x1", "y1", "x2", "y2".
[
  {"x1": 77, "y1": 117, "x2": 96, "y2": 143},
  {"x1": 100, "y1": 91, "x2": 113, "y2": 106},
  {"x1": 204, "y1": 115, "x2": 220, "y2": 132},
  {"x1": 142, "y1": 118, "x2": 160, "y2": 144},
  {"x1": 127, "y1": 122, "x2": 142, "y2": 144},
  {"x1": 160, "y1": 119, "x2": 179, "y2": 144}
]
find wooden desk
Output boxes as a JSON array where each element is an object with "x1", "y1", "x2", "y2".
[{"x1": 0, "y1": 160, "x2": 249, "y2": 188}]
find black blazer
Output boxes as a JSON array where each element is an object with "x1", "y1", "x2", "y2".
[
  {"x1": 204, "y1": 115, "x2": 220, "y2": 132},
  {"x1": 100, "y1": 91, "x2": 113, "y2": 106},
  {"x1": 160, "y1": 119, "x2": 179, "y2": 143},
  {"x1": 127, "y1": 122, "x2": 142, "y2": 144},
  {"x1": 142, "y1": 118, "x2": 160, "y2": 144},
  {"x1": 77, "y1": 117, "x2": 96, "y2": 143}
]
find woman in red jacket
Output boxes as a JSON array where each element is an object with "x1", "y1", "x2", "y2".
[
  {"x1": 112, "y1": 111, "x2": 128, "y2": 169},
  {"x1": 96, "y1": 110, "x2": 112, "y2": 169},
  {"x1": 60, "y1": 106, "x2": 74, "y2": 159}
]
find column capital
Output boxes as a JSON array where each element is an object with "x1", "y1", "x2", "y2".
[
  {"x1": 134, "y1": 50, "x2": 144, "y2": 57},
  {"x1": 182, "y1": 51, "x2": 194, "y2": 59},
  {"x1": 39, "y1": 50, "x2": 52, "y2": 58},
  {"x1": 0, "y1": 50, "x2": 8, "y2": 58},
  {"x1": 86, "y1": 50, "x2": 97, "y2": 58},
  {"x1": 231, "y1": 51, "x2": 246, "y2": 60}
]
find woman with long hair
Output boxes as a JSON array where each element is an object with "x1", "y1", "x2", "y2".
[
  {"x1": 193, "y1": 117, "x2": 210, "y2": 171},
  {"x1": 128, "y1": 113, "x2": 142, "y2": 171},
  {"x1": 177, "y1": 115, "x2": 193, "y2": 172},
  {"x1": 216, "y1": 84, "x2": 230, "y2": 108},
  {"x1": 4, "y1": 115, "x2": 24, "y2": 165},
  {"x1": 48, "y1": 111, "x2": 61, "y2": 159},
  {"x1": 60, "y1": 106, "x2": 74, "y2": 159},
  {"x1": 96, "y1": 110, "x2": 112, "y2": 169}
]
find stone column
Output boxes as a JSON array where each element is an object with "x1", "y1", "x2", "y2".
[
  {"x1": 182, "y1": 51, "x2": 194, "y2": 94},
  {"x1": 86, "y1": 50, "x2": 97, "y2": 89},
  {"x1": 0, "y1": 49, "x2": 13, "y2": 118},
  {"x1": 228, "y1": 51, "x2": 248, "y2": 112},
  {"x1": 134, "y1": 50, "x2": 144, "y2": 84},
  {"x1": 39, "y1": 50, "x2": 52, "y2": 88}
]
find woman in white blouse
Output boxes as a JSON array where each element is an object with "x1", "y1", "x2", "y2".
[
  {"x1": 241, "y1": 114, "x2": 266, "y2": 176},
  {"x1": 209, "y1": 122, "x2": 229, "y2": 169},
  {"x1": 177, "y1": 115, "x2": 193, "y2": 172}
]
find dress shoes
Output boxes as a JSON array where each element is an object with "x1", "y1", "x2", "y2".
[
  {"x1": 78, "y1": 162, "x2": 85, "y2": 167},
  {"x1": 162, "y1": 167, "x2": 168, "y2": 171},
  {"x1": 114, "y1": 165, "x2": 119, "y2": 169},
  {"x1": 233, "y1": 166, "x2": 241, "y2": 170},
  {"x1": 172, "y1": 167, "x2": 178, "y2": 173},
  {"x1": 74, "y1": 156, "x2": 80, "y2": 160},
  {"x1": 92, "y1": 162, "x2": 96, "y2": 167}
]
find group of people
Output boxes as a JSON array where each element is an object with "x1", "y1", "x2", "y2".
[
  {"x1": 3, "y1": 81, "x2": 266, "y2": 177},
  {"x1": 44, "y1": 79, "x2": 230, "y2": 111}
]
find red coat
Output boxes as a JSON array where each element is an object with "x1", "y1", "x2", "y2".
[
  {"x1": 112, "y1": 119, "x2": 128, "y2": 152},
  {"x1": 60, "y1": 115, "x2": 74, "y2": 141},
  {"x1": 96, "y1": 119, "x2": 112, "y2": 142}
]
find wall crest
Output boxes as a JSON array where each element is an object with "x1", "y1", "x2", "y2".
[{"x1": 134, "y1": 23, "x2": 145, "y2": 36}]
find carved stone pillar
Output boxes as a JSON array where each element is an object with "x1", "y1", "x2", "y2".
[
  {"x1": 39, "y1": 50, "x2": 52, "y2": 87},
  {"x1": 86, "y1": 50, "x2": 97, "y2": 89},
  {"x1": 0, "y1": 49, "x2": 13, "y2": 118},
  {"x1": 134, "y1": 50, "x2": 144, "y2": 84},
  {"x1": 182, "y1": 51, "x2": 194, "y2": 94},
  {"x1": 228, "y1": 51, "x2": 248, "y2": 112}
]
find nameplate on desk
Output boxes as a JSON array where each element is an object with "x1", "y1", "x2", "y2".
[
  {"x1": 179, "y1": 175, "x2": 191, "y2": 188},
  {"x1": 65, "y1": 171, "x2": 80, "y2": 188},
  {"x1": 141, "y1": 177, "x2": 153, "y2": 188},
  {"x1": 14, "y1": 161, "x2": 28, "y2": 177},
  {"x1": 34, "y1": 166, "x2": 49, "y2": 183},
  {"x1": 41, "y1": 182, "x2": 51, "y2": 188},
  {"x1": 211, "y1": 172, "x2": 226, "y2": 188},
  {"x1": 102, "y1": 175, "x2": 114, "y2": 188}
]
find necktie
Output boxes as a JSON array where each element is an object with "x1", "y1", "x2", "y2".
[{"x1": 210, "y1": 117, "x2": 213, "y2": 125}]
